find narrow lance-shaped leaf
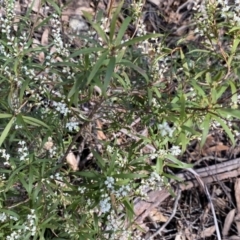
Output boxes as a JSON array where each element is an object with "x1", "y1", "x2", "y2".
[
  {"x1": 218, "y1": 108, "x2": 240, "y2": 119},
  {"x1": 117, "y1": 33, "x2": 162, "y2": 49},
  {"x1": 166, "y1": 154, "x2": 193, "y2": 169},
  {"x1": 115, "y1": 17, "x2": 132, "y2": 45},
  {"x1": 109, "y1": 0, "x2": 124, "y2": 42},
  {"x1": 120, "y1": 59, "x2": 149, "y2": 82},
  {"x1": 200, "y1": 113, "x2": 211, "y2": 148},
  {"x1": 0, "y1": 113, "x2": 12, "y2": 119},
  {"x1": 92, "y1": 149, "x2": 105, "y2": 169},
  {"x1": 229, "y1": 80, "x2": 238, "y2": 105},
  {"x1": 211, "y1": 114, "x2": 235, "y2": 146},
  {"x1": 180, "y1": 93, "x2": 186, "y2": 121},
  {"x1": 87, "y1": 51, "x2": 109, "y2": 85},
  {"x1": 69, "y1": 47, "x2": 104, "y2": 58},
  {"x1": 0, "y1": 117, "x2": 14, "y2": 147},
  {"x1": 103, "y1": 57, "x2": 116, "y2": 95},
  {"x1": 22, "y1": 116, "x2": 50, "y2": 129}
]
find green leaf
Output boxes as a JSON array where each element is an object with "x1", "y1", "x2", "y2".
[
  {"x1": 19, "y1": 173, "x2": 30, "y2": 194},
  {"x1": 218, "y1": 108, "x2": 240, "y2": 119},
  {"x1": 166, "y1": 154, "x2": 193, "y2": 168},
  {"x1": 123, "y1": 198, "x2": 134, "y2": 221},
  {"x1": 103, "y1": 57, "x2": 116, "y2": 94},
  {"x1": 200, "y1": 113, "x2": 211, "y2": 148},
  {"x1": 119, "y1": 59, "x2": 149, "y2": 82},
  {"x1": 147, "y1": 88, "x2": 152, "y2": 106},
  {"x1": 20, "y1": 79, "x2": 30, "y2": 104},
  {"x1": 193, "y1": 70, "x2": 208, "y2": 80},
  {"x1": 109, "y1": 1, "x2": 124, "y2": 42},
  {"x1": 227, "y1": 38, "x2": 240, "y2": 66},
  {"x1": 0, "y1": 113, "x2": 12, "y2": 119},
  {"x1": 47, "y1": 0, "x2": 61, "y2": 15},
  {"x1": 177, "y1": 132, "x2": 188, "y2": 152},
  {"x1": 91, "y1": 22, "x2": 109, "y2": 44},
  {"x1": 156, "y1": 157, "x2": 163, "y2": 174},
  {"x1": 69, "y1": 47, "x2": 104, "y2": 58},
  {"x1": 229, "y1": 26, "x2": 240, "y2": 32},
  {"x1": 205, "y1": 72, "x2": 212, "y2": 85},
  {"x1": 115, "y1": 17, "x2": 132, "y2": 45},
  {"x1": 22, "y1": 116, "x2": 50, "y2": 129},
  {"x1": 211, "y1": 114, "x2": 235, "y2": 145},
  {"x1": 163, "y1": 173, "x2": 184, "y2": 182},
  {"x1": 180, "y1": 48, "x2": 190, "y2": 77},
  {"x1": 92, "y1": 149, "x2": 105, "y2": 169},
  {"x1": 113, "y1": 173, "x2": 147, "y2": 179},
  {"x1": 180, "y1": 93, "x2": 186, "y2": 121},
  {"x1": 75, "y1": 171, "x2": 100, "y2": 179},
  {"x1": 229, "y1": 80, "x2": 238, "y2": 104},
  {"x1": 0, "y1": 117, "x2": 14, "y2": 147},
  {"x1": 216, "y1": 84, "x2": 228, "y2": 101},
  {"x1": 117, "y1": 34, "x2": 162, "y2": 48},
  {"x1": 87, "y1": 51, "x2": 109, "y2": 85}
]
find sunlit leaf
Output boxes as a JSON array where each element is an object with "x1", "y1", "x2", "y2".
[
  {"x1": 22, "y1": 116, "x2": 50, "y2": 129},
  {"x1": 200, "y1": 113, "x2": 211, "y2": 148},
  {"x1": 0, "y1": 117, "x2": 15, "y2": 147}
]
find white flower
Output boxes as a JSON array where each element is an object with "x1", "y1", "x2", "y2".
[
  {"x1": 170, "y1": 146, "x2": 181, "y2": 156},
  {"x1": 99, "y1": 197, "x2": 111, "y2": 213},
  {"x1": 0, "y1": 213, "x2": 7, "y2": 222},
  {"x1": 158, "y1": 122, "x2": 174, "y2": 137},
  {"x1": 105, "y1": 176, "x2": 115, "y2": 189},
  {"x1": 66, "y1": 121, "x2": 78, "y2": 131}
]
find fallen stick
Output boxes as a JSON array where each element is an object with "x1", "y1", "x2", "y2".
[{"x1": 134, "y1": 157, "x2": 240, "y2": 224}]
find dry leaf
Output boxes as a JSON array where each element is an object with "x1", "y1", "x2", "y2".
[
  {"x1": 13, "y1": 1, "x2": 21, "y2": 31},
  {"x1": 41, "y1": 28, "x2": 49, "y2": 46},
  {"x1": 223, "y1": 209, "x2": 236, "y2": 237},
  {"x1": 66, "y1": 152, "x2": 79, "y2": 171},
  {"x1": 149, "y1": 208, "x2": 168, "y2": 222},
  {"x1": 96, "y1": 119, "x2": 106, "y2": 140},
  {"x1": 44, "y1": 137, "x2": 53, "y2": 150},
  {"x1": 175, "y1": 234, "x2": 186, "y2": 240},
  {"x1": 147, "y1": 0, "x2": 161, "y2": 6},
  {"x1": 200, "y1": 225, "x2": 216, "y2": 238},
  {"x1": 30, "y1": 0, "x2": 43, "y2": 14}
]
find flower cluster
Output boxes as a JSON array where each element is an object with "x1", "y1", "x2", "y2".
[
  {"x1": 0, "y1": 212, "x2": 18, "y2": 223},
  {"x1": 51, "y1": 13, "x2": 70, "y2": 57},
  {"x1": 6, "y1": 209, "x2": 37, "y2": 240},
  {"x1": 104, "y1": 176, "x2": 115, "y2": 190},
  {"x1": 99, "y1": 176, "x2": 132, "y2": 213},
  {"x1": 0, "y1": 213, "x2": 7, "y2": 222},
  {"x1": 218, "y1": 0, "x2": 240, "y2": 25},
  {"x1": 50, "y1": 172, "x2": 63, "y2": 181},
  {"x1": 99, "y1": 194, "x2": 111, "y2": 213},
  {"x1": 0, "y1": 149, "x2": 10, "y2": 166},
  {"x1": 18, "y1": 141, "x2": 29, "y2": 161},
  {"x1": 66, "y1": 121, "x2": 79, "y2": 132},
  {"x1": 149, "y1": 145, "x2": 181, "y2": 161},
  {"x1": 104, "y1": 210, "x2": 131, "y2": 240},
  {"x1": 169, "y1": 145, "x2": 181, "y2": 156},
  {"x1": 53, "y1": 101, "x2": 70, "y2": 116},
  {"x1": 48, "y1": 146, "x2": 57, "y2": 158},
  {"x1": 158, "y1": 122, "x2": 175, "y2": 137},
  {"x1": 137, "y1": 171, "x2": 164, "y2": 199},
  {"x1": 106, "y1": 146, "x2": 128, "y2": 168}
]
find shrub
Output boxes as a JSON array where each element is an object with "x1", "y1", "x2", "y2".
[{"x1": 0, "y1": 0, "x2": 240, "y2": 239}]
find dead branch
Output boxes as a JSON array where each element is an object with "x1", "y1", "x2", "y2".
[{"x1": 134, "y1": 157, "x2": 240, "y2": 224}]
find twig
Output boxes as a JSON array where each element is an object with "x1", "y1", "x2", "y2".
[
  {"x1": 59, "y1": 100, "x2": 103, "y2": 164},
  {"x1": 147, "y1": 188, "x2": 181, "y2": 240},
  {"x1": 134, "y1": 157, "x2": 240, "y2": 225},
  {"x1": 186, "y1": 168, "x2": 222, "y2": 240}
]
